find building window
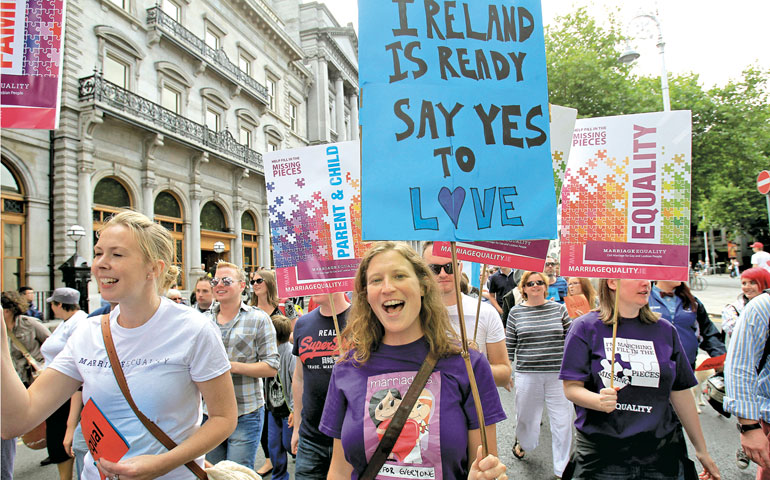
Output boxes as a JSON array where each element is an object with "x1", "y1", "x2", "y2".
[
  {"x1": 107, "y1": 0, "x2": 126, "y2": 9},
  {"x1": 154, "y1": 191, "x2": 185, "y2": 288},
  {"x1": 329, "y1": 100, "x2": 336, "y2": 132},
  {"x1": 204, "y1": 27, "x2": 220, "y2": 50},
  {"x1": 201, "y1": 202, "x2": 227, "y2": 232},
  {"x1": 268, "y1": 141, "x2": 279, "y2": 152},
  {"x1": 104, "y1": 54, "x2": 129, "y2": 88},
  {"x1": 266, "y1": 77, "x2": 276, "y2": 111},
  {"x1": 93, "y1": 177, "x2": 132, "y2": 247},
  {"x1": 161, "y1": 84, "x2": 181, "y2": 113},
  {"x1": 205, "y1": 107, "x2": 221, "y2": 131},
  {"x1": 238, "y1": 54, "x2": 251, "y2": 77},
  {"x1": 1, "y1": 161, "x2": 26, "y2": 290},
  {"x1": 290, "y1": 102, "x2": 298, "y2": 132},
  {"x1": 242, "y1": 211, "x2": 259, "y2": 272},
  {"x1": 161, "y1": 0, "x2": 180, "y2": 22},
  {"x1": 239, "y1": 126, "x2": 252, "y2": 147}
]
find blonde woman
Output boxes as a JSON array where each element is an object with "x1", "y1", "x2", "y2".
[
  {"x1": 560, "y1": 279, "x2": 720, "y2": 479},
  {"x1": 1, "y1": 211, "x2": 237, "y2": 480},
  {"x1": 320, "y1": 242, "x2": 508, "y2": 480}
]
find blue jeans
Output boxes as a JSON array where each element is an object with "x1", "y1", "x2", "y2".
[
  {"x1": 205, "y1": 407, "x2": 264, "y2": 471},
  {"x1": 294, "y1": 434, "x2": 333, "y2": 480},
  {"x1": 266, "y1": 411, "x2": 293, "y2": 480},
  {"x1": 578, "y1": 462, "x2": 684, "y2": 480},
  {"x1": 1, "y1": 437, "x2": 15, "y2": 480}
]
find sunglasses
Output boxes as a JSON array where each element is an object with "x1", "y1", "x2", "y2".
[
  {"x1": 525, "y1": 280, "x2": 546, "y2": 287},
  {"x1": 428, "y1": 263, "x2": 454, "y2": 275},
  {"x1": 545, "y1": 262, "x2": 557, "y2": 267},
  {"x1": 250, "y1": 278, "x2": 264, "y2": 285},
  {"x1": 210, "y1": 276, "x2": 237, "y2": 287}
]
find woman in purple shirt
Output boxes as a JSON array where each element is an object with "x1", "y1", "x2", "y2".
[
  {"x1": 320, "y1": 242, "x2": 507, "y2": 480},
  {"x1": 559, "y1": 279, "x2": 720, "y2": 479}
]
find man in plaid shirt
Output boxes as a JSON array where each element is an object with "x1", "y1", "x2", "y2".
[{"x1": 204, "y1": 261, "x2": 279, "y2": 470}]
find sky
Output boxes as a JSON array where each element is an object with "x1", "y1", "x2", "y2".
[{"x1": 320, "y1": 0, "x2": 770, "y2": 89}]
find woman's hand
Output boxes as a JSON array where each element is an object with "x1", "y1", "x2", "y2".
[
  {"x1": 597, "y1": 387, "x2": 618, "y2": 413},
  {"x1": 287, "y1": 412, "x2": 294, "y2": 428},
  {"x1": 62, "y1": 425, "x2": 75, "y2": 457},
  {"x1": 468, "y1": 446, "x2": 507, "y2": 480},
  {"x1": 695, "y1": 449, "x2": 721, "y2": 479},
  {"x1": 97, "y1": 455, "x2": 164, "y2": 480}
]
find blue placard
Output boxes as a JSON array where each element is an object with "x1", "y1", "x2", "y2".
[{"x1": 359, "y1": 0, "x2": 557, "y2": 241}]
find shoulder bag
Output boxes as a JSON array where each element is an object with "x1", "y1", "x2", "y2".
[
  {"x1": 7, "y1": 327, "x2": 46, "y2": 449},
  {"x1": 100, "y1": 314, "x2": 208, "y2": 479},
  {"x1": 359, "y1": 352, "x2": 438, "y2": 480}
]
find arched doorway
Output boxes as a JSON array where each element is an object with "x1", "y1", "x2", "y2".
[
  {"x1": 92, "y1": 177, "x2": 132, "y2": 247},
  {"x1": 1, "y1": 161, "x2": 26, "y2": 290},
  {"x1": 241, "y1": 211, "x2": 259, "y2": 273},
  {"x1": 200, "y1": 201, "x2": 234, "y2": 274},
  {"x1": 154, "y1": 191, "x2": 185, "y2": 288}
]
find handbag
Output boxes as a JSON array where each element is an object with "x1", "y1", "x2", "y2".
[
  {"x1": 6, "y1": 327, "x2": 47, "y2": 450},
  {"x1": 359, "y1": 352, "x2": 438, "y2": 480},
  {"x1": 100, "y1": 314, "x2": 208, "y2": 480}
]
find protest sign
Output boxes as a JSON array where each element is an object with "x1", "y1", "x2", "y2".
[
  {"x1": 434, "y1": 240, "x2": 548, "y2": 271},
  {"x1": 81, "y1": 398, "x2": 130, "y2": 480},
  {"x1": 265, "y1": 141, "x2": 367, "y2": 297},
  {"x1": 564, "y1": 294, "x2": 591, "y2": 319},
  {"x1": 359, "y1": 0, "x2": 557, "y2": 241},
  {"x1": 560, "y1": 111, "x2": 692, "y2": 281},
  {"x1": 550, "y1": 105, "x2": 578, "y2": 203},
  {"x1": 1, "y1": 0, "x2": 66, "y2": 129}
]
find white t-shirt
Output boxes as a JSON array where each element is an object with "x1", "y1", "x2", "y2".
[
  {"x1": 50, "y1": 298, "x2": 230, "y2": 480},
  {"x1": 445, "y1": 293, "x2": 506, "y2": 357},
  {"x1": 752, "y1": 250, "x2": 770, "y2": 272},
  {"x1": 41, "y1": 310, "x2": 88, "y2": 365}
]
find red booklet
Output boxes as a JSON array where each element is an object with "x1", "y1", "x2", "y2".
[
  {"x1": 564, "y1": 294, "x2": 591, "y2": 318},
  {"x1": 695, "y1": 354, "x2": 726, "y2": 371},
  {"x1": 81, "y1": 398, "x2": 131, "y2": 480}
]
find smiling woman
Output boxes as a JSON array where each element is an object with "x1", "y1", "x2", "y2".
[
  {"x1": 319, "y1": 241, "x2": 508, "y2": 480},
  {"x1": 1, "y1": 210, "x2": 238, "y2": 480}
]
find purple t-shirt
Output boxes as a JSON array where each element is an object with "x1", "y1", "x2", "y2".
[
  {"x1": 319, "y1": 337, "x2": 506, "y2": 480},
  {"x1": 559, "y1": 312, "x2": 696, "y2": 440}
]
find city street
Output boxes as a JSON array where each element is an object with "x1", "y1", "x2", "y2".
[{"x1": 10, "y1": 274, "x2": 756, "y2": 479}]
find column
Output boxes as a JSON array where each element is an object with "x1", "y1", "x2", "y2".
[
  {"x1": 335, "y1": 75, "x2": 345, "y2": 141},
  {"x1": 232, "y1": 202, "x2": 243, "y2": 268},
  {"x1": 189, "y1": 189, "x2": 203, "y2": 282},
  {"x1": 307, "y1": 56, "x2": 329, "y2": 143},
  {"x1": 142, "y1": 176, "x2": 155, "y2": 218},
  {"x1": 76, "y1": 144, "x2": 94, "y2": 259},
  {"x1": 349, "y1": 93, "x2": 359, "y2": 141},
  {"x1": 260, "y1": 205, "x2": 270, "y2": 267}
]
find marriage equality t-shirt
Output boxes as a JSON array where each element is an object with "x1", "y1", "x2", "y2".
[
  {"x1": 319, "y1": 337, "x2": 506, "y2": 480},
  {"x1": 559, "y1": 312, "x2": 696, "y2": 440}
]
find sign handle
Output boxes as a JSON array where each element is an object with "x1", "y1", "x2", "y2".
[
  {"x1": 451, "y1": 242, "x2": 488, "y2": 457},
  {"x1": 473, "y1": 263, "x2": 489, "y2": 344},
  {"x1": 328, "y1": 293, "x2": 342, "y2": 353},
  {"x1": 609, "y1": 279, "x2": 621, "y2": 389}
]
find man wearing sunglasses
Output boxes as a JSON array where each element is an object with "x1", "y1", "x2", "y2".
[
  {"x1": 204, "y1": 261, "x2": 279, "y2": 470},
  {"x1": 544, "y1": 256, "x2": 567, "y2": 304},
  {"x1": 422, "y1": 242, "x2": 512, "y2": 388}
]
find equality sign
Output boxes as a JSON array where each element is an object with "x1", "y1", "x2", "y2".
[
  {"x1": 1, "y1": 0, "x2": 66, "y2": 129},
  {"x1": 359, "y1": 0, "x2": 557, "y2": 241},
  {"x1": 265, "y1": 141, "x2": 368, "y2": 297},
  {"x1": 434, "y1": 240, "x2": 548, "y2": 271},
  {"x1": 81, "y1": 398, "x2": 130, "y2": 480},
  {"x1": 560, "y1": 111, "x2": 692, "y2": 281}
]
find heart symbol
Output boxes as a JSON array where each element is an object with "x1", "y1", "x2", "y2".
[{"x1": 438, "y1": 186, "x2": 465, "y2": 229}]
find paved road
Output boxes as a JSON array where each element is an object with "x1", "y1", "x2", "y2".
[{"x1": 10, "y1": 274, "x2": 753, "y2": 479}]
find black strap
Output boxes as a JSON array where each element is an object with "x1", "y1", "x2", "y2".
[
  {"x1": 359, "y1": 353, "x2": 437, "y2": 480},
  {"x1": 756, "y1": 290, "x2": 770, "y2": 374}
]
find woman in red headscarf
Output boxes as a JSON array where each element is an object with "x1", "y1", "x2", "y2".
[{"x1": 722, "y1": 267, "x2": 770, "y2": 346}]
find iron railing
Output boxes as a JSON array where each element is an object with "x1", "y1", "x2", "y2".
[{"x1": 78, "y1": 74, "x2": 263, "y2": 172}]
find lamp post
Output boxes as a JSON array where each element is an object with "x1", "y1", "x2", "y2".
[
  {"x1": 618, "y1": 12, "x2": 671, "y2": 112},
  {"x1": 213, "y1": 241, "x2": 225, "y2": 262},
  {"x1": 66, "y1": 224, "x2": 86, "y2": 254}
]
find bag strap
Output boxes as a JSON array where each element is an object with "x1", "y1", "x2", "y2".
[
  {"x1": 6, "y1": 326, "x2": 43, "y2": 373},
  {"x1": 359, "y1": 352, "x2": 438, "y2": 480},
  {"x1": 100, "y1": 314, "x2": 207, "y2": 479}
]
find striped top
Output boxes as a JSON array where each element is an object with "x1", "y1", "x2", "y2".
[
  {"x1": 506, "y1": 301, "x2": 571, "y2": 373},
  {"x1": 724, "y1": 292, "x2": 770, "y2": 421}
]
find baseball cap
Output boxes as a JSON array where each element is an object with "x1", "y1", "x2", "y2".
[
  {"x1": 46, "y1": 287, "x2": 80, "y2": 305},
  {"x1": 752, "y1": 242, "x2": 764, "y2": 249}
]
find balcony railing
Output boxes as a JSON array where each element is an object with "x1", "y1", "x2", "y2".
[
  {"x1": 146, "y1": 6, "x2": 269, "y2": 105},
  {"x1": 78, "y1": 74, "x2": 263, "y2": 172}
]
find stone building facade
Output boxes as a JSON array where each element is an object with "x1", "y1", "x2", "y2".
[{"x1": 1, "y1": 0, "x2": 358, "y2": 305}]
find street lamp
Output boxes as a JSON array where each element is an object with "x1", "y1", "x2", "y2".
[
  {"x1": 66, "y1": 224, "x2": 86, "y2": 254},
  {"x1": 213, "y1": 241, "x2": 225, "y2": 261},
  {"x1": 618, "y1": 12, "x2": 671, "y2": 112}
]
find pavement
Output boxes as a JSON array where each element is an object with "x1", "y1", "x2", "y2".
[{"x1": 11, "y1": 274, "x2": 752, "y2": 479}]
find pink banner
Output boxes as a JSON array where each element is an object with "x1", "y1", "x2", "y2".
[
  {"x1": 276, "y1": 267, "x2": 354, "y2": 298},
  {"x1": 433, "y1": 240, "x2": 549, "y2": 271}
]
